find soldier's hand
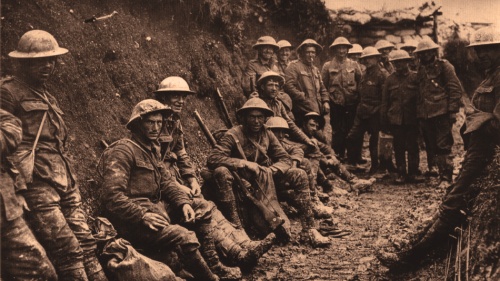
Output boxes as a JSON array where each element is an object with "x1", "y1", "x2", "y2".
[
  {"x1": 16, "y1": 193, "x2": 30, "y2": 211},
  {"x1": 243, "y1": 160, "x2": 260, "y2": 174},
  {"x1": 178, "y1": 184, "x2": 193, "y2": 196},
  {"x1": 322, "y1": 102, "x2": 330, "y2": 115},
  {"x1": 142, "y1": 212, "x2": 169, "y2": 231},
  {"x1": 306, "y1": 138, "x2": 316, "y2": 148},
  {"x1": 249, "y1": 91, "x2": 259, "y2": 98},
  {"x1": 182, "y1": 204, "x2": 196, "y2": 223},
  {"x1": 189, "y1": 179, "x2": 202, "y2": 197}
]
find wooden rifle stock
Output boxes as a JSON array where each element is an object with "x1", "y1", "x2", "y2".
[{"x1": 216, "y1": 88, "x2": 233, "y2": 128}]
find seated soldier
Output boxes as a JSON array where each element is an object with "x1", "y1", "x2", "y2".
[
  {"x1": 301, "y1": 112, "x2": 375, "y2": 194},
  {"x1": 153, "y1": 76, "x2": 275, "y2": 267},
  {"x1": 99, "y1": 99, "x2": 241, "y2": 281},
  {"x1": 207, "y1": 98, "x2": 330, "y2": 247}
]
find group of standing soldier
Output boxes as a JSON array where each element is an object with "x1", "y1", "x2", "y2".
[{"x1": 1, "y1": 23, "x2": 499, "y2": 280}]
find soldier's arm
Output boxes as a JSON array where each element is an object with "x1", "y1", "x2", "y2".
[
  {"x1": 267, "y1": 130, "x2": 292, "y2": 174},
  {"x1": 442, "y1": 61, "x2": 464, "y2": 113},
  {"x1": 159, "y1": 165, "x2": 192, "y2": 209},
  {"x1": 380, "y1": 78, "x2": 390, "y2": 127},
  {"x1": 487, "y1": 86, "x2": 500, "y2": 132},
  {"x1": 282, "y1": 140, "x2": 304, "y2": 164},
  {"x1": 207, "y1": 132, "x2": 245, "y2": 170},
  {"x1": 101, "y1": 146, "x2": 149, "y2": 224},
  {"x1": 173, "y1": 124, "x2": 197, "y2": 180},
  {"x1": 281, "y1": 104, "x2": 311, "y2": 144},
  {"x1": 0, "y1": 109, "x2": 22, "y2": 157},
  {"x1": 321, "y1": 62, "x2": 330, "y2": 89},
  {"x1": 318, "y1": 71, "x2": 330, "y2": 104},
  {"x1": 242, "y1": 62, "x2": 257, "y2": 97},
  {"x1": 0, "y1": 87, "x2": 17, "y2": 113},
  {"x1": 284, "y1": 63, "x2": 307, "y2": 102}
]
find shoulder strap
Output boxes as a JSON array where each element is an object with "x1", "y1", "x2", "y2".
[{"x1": 226, "y1": 131, "x2": 248, "y2": 161}]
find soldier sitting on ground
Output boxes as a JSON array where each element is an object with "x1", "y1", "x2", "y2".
[
  {"x1": 99, "y1": 99, "x2": 241, "y2": 281},
  {"x1": 207, "y1": 98, "x2": 331, "y2": 247}
]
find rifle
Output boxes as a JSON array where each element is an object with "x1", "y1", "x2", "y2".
[
  {"x1": 216, "y1": 88, "x2": 233, "y2": 128},
  {"x1": 193, "y1": 110, "x2": 284, "y2": 231}
]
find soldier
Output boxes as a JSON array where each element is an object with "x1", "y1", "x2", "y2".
[
  {"x1": 208, "y1": 98, "x2": 331, "y2": 247},
  {"x1": 300, "y1": 112, "x2": 375, "y2": 194},
  {"x1": 276, "y1": 40, "x2": 293, "y2": 77},
  {"x1": 153, "y1": 76, "x2": 275, "y2": 267},
  {"x1": 100, "y1": 99, "x2": 241, "y2": 281},
  {"x1": 348, "y1": 43, "x2": 366, "y2": 73},
  {"x1": 321, "y1": 37, "x2": 363, "y2": 161},
  {"x1": 1, "y1": 30, "x2": 106, "y2": 281},
  {"x1": 1, "y1": 109, "x2": 57, "y2": 281},
  {"x1": 378, "y1": 25, "x2": 500, "y2": 270},
  {"x1": 375, "y1": 39, "x2": 396, "y2": 74},
  {"x1": 380, "y1": 50, "x2": 425, "y2": 184},
  {"x1": 241, "y1": 36, "x2": 280, "y2": 98},
  {"x1": 399, "y1": 39, "x2": 419, "y2": 71},
  {"x1": 414, "y1": 38, "x2": 463, "y2": 188},
  {"x1": 346, "y1": 47, "x2": 389, "y2": 176},
  {"x1": 284, "y1": 39, "x2": 330, "y2": 127}
]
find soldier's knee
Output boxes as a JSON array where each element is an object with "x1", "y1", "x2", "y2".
[
  {"x1": 285, "y1": 168, "x2": 309, "y2": 191},
  {"x1": 214, "y1": 166, "x2": 233, "y2": 180},
  {"x1": 191, "y1": 198, "x2": 215, "y2": 221}
]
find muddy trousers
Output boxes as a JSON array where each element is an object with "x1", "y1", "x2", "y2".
[
  {"x1": 420, "y1": 115, "x2": 454, "y2": 181},
  {"x1": 23, "y1": 176, "x2": 102, "y2": 281},
  {"x1": 392, "y1": 125, "x2": 420, "y2": 176},
  {"x1": 330, "y1": 103, "x2": 358, "y2": 159},
  {"x1": 347, "y1": 115, "x2": 379, "y2": 169},
  {"x1": 439, "y1": 128, "x2": 499, "y2": 225},
  {"x1": 320, "y1": 157, "x2": 355, "y2": 183},
  {"x1": 1, "y1": 209, "x2": 57, "y2": 280},
  {"x1": 275, "y1": 168, "x2": 316, "y2": 230}
]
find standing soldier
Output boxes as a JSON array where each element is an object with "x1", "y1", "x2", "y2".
[
  {"x1": 399, "y1": 39, "x2": 419, "y2": 71},
  {"x1": 100, "y1": 100, "x2": 241, "y2": 281},
  {"x1": 378, "y1": 25, "x2": 500, "y2": 270},
  {"x1": 375, "y1": 39, "x2": 396, "y2": 74},
  {"x1": 321, "y1": 37, "x2": 363, "y2": 162},
  {"x1": 1, "y1": 109, "x2": 57, "y2": 280},
  {"x1": 1, "y1": 30, "x2": 107, "y2": 280},
  {"x1": 241, "y1": 36, "x2": 280, "y2": 98},
  {"x1": 208, "y1": 98, "x2": 331, "y2": 247},
  {"x1": 346, "y1": 47, "x2": 389, "y2": 175},
  {"x1": 276, "y1": 40, "x2": 293, "y2": 77},
  {"x1": 414, "y1": 38, "x2": 463, "y2": 188},
  {"x1": 348, "y1": 43, "x2": 366, "y2": 73},
  {"x1": 380, "y1": 50, "x2": 425, "y2": 184},
  {"x1": 284, "y1": 39, "x2": 330, "y2": 127}
]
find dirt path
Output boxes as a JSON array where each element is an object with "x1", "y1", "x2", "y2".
[{"x1": 246, "y1": 176, "x2": 448, "y2": 281}]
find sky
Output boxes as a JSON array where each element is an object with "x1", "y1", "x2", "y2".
[{"x1": 324, "y1": 0, "x2": 500, "y2": 24}]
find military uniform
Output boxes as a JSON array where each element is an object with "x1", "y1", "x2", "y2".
[
  {"x1": 381, "y1": 70, "x2": 420, "y2": 177},
  {"x1": 1, "y1": 77, "x2": 102, "y2": 280},
  {"x1": 321, "y1": 57, "x2": 362, "y2": 158},
  {"x1": 284, "y1": 60, "x2": 329, "y2": 125},
  {"x1": 1, "y1": 109, "x2": 57, "y2": 280},
  {"x1": 242, "y1": 58, "x2": 280, "y2": 97},
  {"x1": 417, "y1": 59, "x2": 463, "y2": 182},
  {"x1": 347, "y1": 64, "x2": 389, "y2": 169}
]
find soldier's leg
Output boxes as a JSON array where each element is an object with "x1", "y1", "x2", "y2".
[
  {"x1": 407, "y1": 126, "x2": 424, "y2": 182},
  {"x1": 23, "y1": 178, "x2": 88, "y2": 281},
  {"x1": 1, "y1": 211, "x2": 57, "y2": 281},
  {"x1": 347, "y1": 116, "x2": 368, "y2": 166},
  {"x1": 212, "y1": 166, "x2": 243, "y2": 229},
  {"x1": 392, "y1": 125, "x2": 407, "y2": 182},
  {"x1": 330, "y1": 104, "x2": 347, "y2": 158},
  {"x1": 420, "y1": 120, "x2": 438, "y2": 176},
  {"x1": 365, "y1": 118, "x2": 380, "y2": 172},
  {"x1": 433, "y1": 115, "x2": 454, "y2": 183}
]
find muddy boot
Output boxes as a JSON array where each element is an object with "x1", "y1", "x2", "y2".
[
  {"x1": 219, "y1": 199, "x2": 243, "y2": 229},
  {"x1": 182, "y1": 250, "x2": 219, "y2": 281},
  {"x1": 237, "y1": 233, "x2": 276, "y2": 266},
  {"x1": 394, "y1": 174, "x2": 406, "y2": 184},
  {"x1": 349, "y1": 177, "x2": 375, "y2": 193},
  {"x1": 425, "y1": 165, "x2": 439, "y2": 177},
  {"x1": 83, "y1": 254, "x2": 108, "y2": 281},
  {"x1": 300, "y1": 229, "x2": 331, "y2": 248},
  {"x1": 407, "y1": 174, "x2": 425, "y2": 183},
  {"x1": 312, "y1": 201, "x2": 333, "y2": 219},
  {"x1": 377, "y1": 217, "x2": 453, "y2": 270},
  {"x1": 200, "y1": 235, "x2": 241, "y2": 280}
]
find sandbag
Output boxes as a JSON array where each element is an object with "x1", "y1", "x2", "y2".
[{"x1": 102, "y1": 238, "x2": 182, "y2": 281}]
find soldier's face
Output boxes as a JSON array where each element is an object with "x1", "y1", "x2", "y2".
[
  {"x1": 21, "y1": 57, "x2": 57, "y2": 85},
  {"x1": 334, "y1": 46, "x2": 349, "y2": 59},
  {"x1": 379, "y1": 47, "x2": 392, "y2": 58},
  {"x1": 243, "y1": 109, "x2": 266, "y2": 133},
  {"x1": 259, "y1": 46, "x2": 275, "y2": 60},
  {"x1": 271, "y1": 128, "x2": 286, "y2": 141},
  {"x1": 418, "y1": 50, "x2": 436, "y2": 64},
  {"x1": 278, "y1": 48, "x2": 291, "y2": 62},
  {"x1": 303, "y1": 119, "x2": 319, "y2": 136},
  {"x1": 473, "y1": 45, "x2": 500, "y2": 70},
  {"x1": 302, "y1": 47, "x2": 317, "y2": 65},
  {"x1": 393, "y1": 60, "x2": 409, "y2": 72},
  {"x1": 362, "y1": 56, "x2": 379, "y2": 68},
  {"x1": 261, "y1": 80, "x2": 280, "y2": 99},
  {"x1": 139, "y1": 113, "x2": 163, "y2": 141},
  {"x1": 348, "y1": 53, "x2": 361, "y2": 61},
  {"x1": 401, "y1": 47, "x2": 415, "y2": 56},
  {"x1": 158, "y1": 92, "x2": 188, "y2": 113}
]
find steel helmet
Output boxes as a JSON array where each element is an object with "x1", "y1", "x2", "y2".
[
  {"x1": 155, "y1": 76, "x2": 196, "y2": 95},
  {"x1": 348, "y1": 44, "x2": 363, "y2": 54},
  {"x1": 277, "y1": 40, "x2": 293, "y2": 50},
  {"x1": 236, "y1": 97, "x2": 274, "y2": 117},
  {"x1": 303, "y1": 111, "x2": 325, "y2": 129},
  {"x1": 252, "y1": 36, "x2": 279, "y2": 52},
  {"x1": 266, "y1": 116, "x2": 289, "y2": 129},
  {"x1": 360, "y1": 46, "x2": 381, "y2": 59},
  {"x1": 375, "y1": 39, "x2": 395, "y2": 51},
  {"x1": 414, "y1": 38, "x2": 439, "y2": 53},
  {"x1": 388, "y1": 50, "x2": 412, "y2": 62},
  {"x1": 467, "y1": 25, "x2": 500, "y2": 48},
  {"x1": 257, "y1": 71, "x2": 284, "y2": 87},
  {"x1": 127, "y1": 99, "x2": 172, "y2": 130},
  {"x1": 400, "y1": 39, "x2": 418, "y2": 51},
  {"x1": 329, "y1": 37, "x2": 353, "y2": 50},
  {"x1": 296, "y1": 39, "x2": 323, "y2": 53},
  {"x1": 9, "y1": 30, "x2": 68, "y2": 58}
]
